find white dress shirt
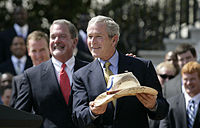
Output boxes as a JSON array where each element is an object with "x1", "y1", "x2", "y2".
[
  {"x1": 14, "y1": 23, "x2": 29, "y2": 39},
  {"x1": 11, "y1": 55, "x2": 27, "y2": 74},
  {"x1": 184, "y1": 92, "x2": 200, "y2": 118},
  {"x1": 51, "y1": 56, "x2": 75, "y2": 86}
]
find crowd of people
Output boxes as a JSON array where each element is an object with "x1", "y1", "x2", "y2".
[{"x1": 0, "y1": 5, "x2": 200, "y2": 128}]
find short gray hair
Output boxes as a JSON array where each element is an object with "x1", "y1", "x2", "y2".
[
  {"x1": 87, "y1": 15, "x2": 120, "y2": 40},
  {"x1": 50, "y1": 19, "x2": 78, "y2": 39}
]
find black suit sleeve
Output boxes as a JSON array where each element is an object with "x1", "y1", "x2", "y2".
[
  {"x1": 144, "y1": 61, "x2": 169, "y2": 120},
  {"x1": 72, "y1": 72, "x2": 95, "y2": 128},
  {"x1": 14, "y1": 72, "x2": 33, "y2": 112},
  {"x1": 9, "y1": 77, "x2": 18, "y2": 107}
]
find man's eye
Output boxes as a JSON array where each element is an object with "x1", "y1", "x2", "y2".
[
  {"x1": 60, "y1": 35, "x2": 66, "y2": 38},
  {"x1": 88, "y1": 36, "x2": 92, "y2": 39}
]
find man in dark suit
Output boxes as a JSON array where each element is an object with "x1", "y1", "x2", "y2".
[
  {"x1": 9, "y1": 30, "x2": 50, "y2": 108},
  {"x1": 164, "y1": 43, "x2": 197, "y2": 99},
  {"x1": 72, "y1": 15, "x2": 169, "y2": 128},
  {"x1": 14, "y1": 19, "x2": 88, "y2": 128},
  {"x1": 76, "y1": 14, "x2": 94, "y2": 62},
  {"x1": 0, "y1": 6, "x2": 33, "y2": 63},
  {"x1": 0, "y1": 36, "x2": 32, "y2": 75},
  {"x1": 159, "y1": 61, "x2": 200, "y2": 128}
]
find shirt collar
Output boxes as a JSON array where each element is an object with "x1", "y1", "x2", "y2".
[
  {"x1": 184, "y1": 92, "x2": 200, "y2": 107},
  {"x1": 14, "y1": 23, "x2": 28, "y2": 30},
  {"x1": 14, "y1": 23, "x2": 28, "y2": 37},
  {"x1": 11, "y1": 55, "x2": 27, "y2": 64},
  {"x1": 51, "y1": 56, "x2": 75, "y2": 72},
  {"x1": 98, "y1": 50, "x2": 119, "y2": 68}
]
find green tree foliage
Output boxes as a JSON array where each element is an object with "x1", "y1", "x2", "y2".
[{"x1": 0, "y1": 0, "x2": 195, "y2": 54}]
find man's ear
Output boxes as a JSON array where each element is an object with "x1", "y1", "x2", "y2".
[
  {"x1": 112, "y1": 35, "x2": 119, "y2": 46},
  {"x1": 73, "y1": 38, "x2": 78, "y2": 49}
]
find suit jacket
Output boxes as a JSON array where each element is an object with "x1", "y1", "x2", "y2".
[
  {"x1": 163, "y1": 73, "x2": 182, "y2": 99},
  {"x1": 76, "y1": 34, "x2": 94, "y2": 62},
  {"x1": 72, "y1": 53, "x2": 169, "y2": 128},
  {"x1": 9, "y1": 74, "x2": 24, "y2": 108},
  {"x1": 14, "y1": 58, "x2": 88, "y2": 128},
  {"x1": 159, "y1": 93, "x2": 200, "y2": 128},
  {"x1": 0, "y1": 57, "x2": 33, "y2": 76},
  {"x1": 0, "y1": 26, "x2": 33, "y2": 63}
]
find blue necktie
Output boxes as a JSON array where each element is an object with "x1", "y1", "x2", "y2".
[{"x1": 187, "y1": 100, "x2": 195, "y2": 128}]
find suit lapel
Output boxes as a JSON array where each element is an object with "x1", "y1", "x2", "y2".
[
  {"x1": 89, "y1": 59, "x2": 107, "y2": 94},
  {"x1": 178, "y1": 94, "x2": 188, "y2": 127},
  {"x1": 193, "y1": 103, "x2": 200, "y2": 128},
  {"x1": 10, "y1": 59, "x2": 17, "y2": 75},
  {"x1": 41, "y1": 60, "x2": 66, "y2": 105}
]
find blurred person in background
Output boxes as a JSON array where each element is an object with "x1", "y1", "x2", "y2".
[
  {"x1": 164, "y1": 43, "x2": 197, "y2": 99},
  {"x1": 0, "y1": 36, "x2": 32, "y2": 76},
  {"x1": 160, "y1": 61, "x2": 200, "y2": 128},
  {"x1": 76, "y1": 14, "x2": 94, "y2": 62},
  {"x1": 9, "y1": 30, "x2": 50, "y2": 107},
  {"x1": 0, "y1": 72, "x2": 13, "y2": 87},
  {"x1": 1, "y1": 85, "x2": 12, "y2": 106},
  {"x1": 156, "y1": 61, "x2": 177, "y2": 89},
  {"x1": 0, "y1": 6, "x2": 33, "y2": 63},
  {"x1": 164, "y1": 50, "x2": 179, "y2": 75},
  {"x1": 0, "y1": 72, "x2": 13, "y2": 104}
]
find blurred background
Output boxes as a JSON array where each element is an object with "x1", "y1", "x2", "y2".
[{"x1": 1, "y1": 0, "x2": 200, "y2": 65}]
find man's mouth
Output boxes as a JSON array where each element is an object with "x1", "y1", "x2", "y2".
[{"x1": 54, "y1": 44, "x2": 65, "y2": 50}]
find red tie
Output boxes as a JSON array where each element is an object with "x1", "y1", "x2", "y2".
[{"x1": 60, "y1": 64, "x2": 71, "y2": 104}]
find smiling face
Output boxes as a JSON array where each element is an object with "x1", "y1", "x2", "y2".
[
  {"x1": 182, "y1": 72, "x2": 200, "y2": 97},
  {"x1": 50, "y1": 23, "x2": 77, "y2": 63},
  {"x1": 87, "y1": 22, "x2": 118, "y2": 60},
  {"x1": 28, "y1": 38, "x2": 50, "y2": 66},
  {"x1": 10, "y1": 36, "x2": 26, "y2": 58}
]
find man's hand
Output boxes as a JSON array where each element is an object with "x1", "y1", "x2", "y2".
[
  {"x1": 136, "y1": 93, "x2": 157, "y2": 109},
  {"x1": 89, "y1": 101, "x2": 107, "y2": 116}
]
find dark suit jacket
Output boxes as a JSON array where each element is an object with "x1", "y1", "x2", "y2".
[
  {"x1": 9, "y1": 74, "x2": 24, "y2": 108},
  {"x1": 163, "y1": 73, "x2": 182, "y2": 99},
  {"x1": 0, "y1": 26, "x2": 33, "y2": 63},
  {"x1": 159, "y1": 93, "x2": 200, "y2": 128},
  {"x1": 76, "y1": 34, "x2": 94, "y2": 62},
  {"x1": 14, "y1": 58, "x2": 88, "y2": 128},
  {"x1": 72, "y1": 53, "x2": 169, "y2": 128},
  {"x1": 0, "y1": 57, "x2": 33, "y2": 76}
]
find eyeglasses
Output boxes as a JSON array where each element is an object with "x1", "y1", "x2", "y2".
[{"x1": 159, "y1": 74, "x2": 174, "y2": 80}]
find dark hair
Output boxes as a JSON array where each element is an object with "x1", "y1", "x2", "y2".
[{"x1": 175, "y1": 43, "x2": 196, "y2": 58}]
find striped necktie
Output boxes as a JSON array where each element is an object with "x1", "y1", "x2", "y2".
[
  {"x1": 187, "y1": 100, "x2": 195, "y2": 128},
  {"x1": 104, "y1": 62, "x2": 113, "y2": 83},
  {"x1": 104, "y1": 61, "x2": 116, "y2": 107}
]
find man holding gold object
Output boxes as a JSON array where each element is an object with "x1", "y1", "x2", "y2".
[{"x1": 72, "y1": 15, "x2": 169, "y2": 128}]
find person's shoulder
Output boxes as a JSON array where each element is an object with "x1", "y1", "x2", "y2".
[
  {"x1": 25, "y1": 60, "x2": 50, "y2": 73},
  {"x1": 120, "y1": 53, "x2": 151, "y2": 63},
  {"x1": 167, "y1": 93, "x2": 184, "y2": 106},
  {"x1": 74, "y1": 60, "x2": 96, "y2": 74},
  {"x1": 75, "y1": 57, "x2": 89, "y2": 67},
  {"x1": 13, "y1": 74, "x2": 24, "y2": 80},
  {"x1": 165, "y1": 73, "x2": 181, "y2": 86}
]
